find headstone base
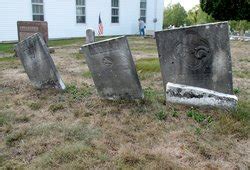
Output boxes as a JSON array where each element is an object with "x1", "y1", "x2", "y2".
[{"x1": 166, "y1": 82, "x2": 238, "y2": 109}]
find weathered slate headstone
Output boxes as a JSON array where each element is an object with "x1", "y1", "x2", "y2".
[
  {"x1": 81, "y1": 36, "x2": 143, "y2": 100},
  {"x1": 166, "y1": 82, "x2": 238, "y2": 109},
  {"x1": 17, "y1": 21, "x2": 48, "y2": 44},
  {"x1": 14, "y1": 33, "x2": 65, "y2": 90},
  {"x1": 156, "y1": 22, "x2": 233, "y2": 94},
  {"x1": 86, "y1": 29, "x2": 95, "y2": 44}
]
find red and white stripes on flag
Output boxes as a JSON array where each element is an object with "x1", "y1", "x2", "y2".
[{"x1": 98, "y1": 14, "x2": 104, "y2": 36}]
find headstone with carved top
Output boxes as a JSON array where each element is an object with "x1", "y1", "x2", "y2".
[
  {"x1": 81, "y1": 36, "x2": 143, "y2": 100},
  {"x1": 14, "y1": 33, "x2": 65, "y2": 90},
  {"x1": 156, "y1": 22, "x2": 233, "y2": 95}
]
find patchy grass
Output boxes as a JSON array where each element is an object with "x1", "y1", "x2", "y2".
[
  {"x1": 0, "y1": 111, "x2": 15, "y2": 126},
  {"x1": 0, "y1": 56, "x2": 17, "y2": 62},
  {"x1": 82, "y1": 71, "x2": 92, "y2": 78},
  {"x1": 66, "y1": 84, "x2": 92, "y2": 100},
  {"x1": 136, "y1": 58, "x2": 160, "y2": 73},
  {"x1": 48, "y1": 36, "x2": 115, "y2": 47},
  {"x1": 49, "y1": 103, "x2": 65, "y2": 113},
  {"x1": 0, "y1": 38, "x2": 249, "y2": 169},
  {"x1": 30, "y1": 142, "x2": 107, "y2": 169},
  {"x1": 64, "y1": 124, "x2": 100, "y2": 142},
  {"x1": 233, "y1": 101, "x2": 250, "y2": 122},
  {"x1": 233, "y1": 70, "x2": 250, "y2": 79},
  {"x1": 48, "y1": 38, "x2": 83, "y2": 47},
  {"x1": 239, "y1": 58, "x2": 250, "y2": 62},
  {"x1": 233, "y1": 87, "x2": 241, "y2": 94},
  {"x1": 72, "y1": 53, "x2": 84, "y2": 60},
  {"x1": 213, "y1": 101, "x2": 250, "y2": 139},
  {"x1": 187, "y1": 108, "x2": 213, "y2": 124},
  {"x1": 155, "y1": 110, "x2": 167, "y2": 120},
  {"x1": 28, "y1": 102, "x2": 42, "y2": 110},
  {"x1": 5, "y1": 129, "x2": 27, "y2": 146},
  {"x1": 15, "y1": 114, "x2": 30, "y2": 123},
  {"x1": 0, "y1": 43, "x2": 14, "y2": 53}
]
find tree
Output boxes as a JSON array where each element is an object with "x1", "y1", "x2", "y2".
[
  {"x1": 200, "y1": 0, "x2": 250, "y2": 21},
  {"x1": 187, "y1": 5, "x2": 215, "y2": 25},
  {"x1": 163, "y1": 3, "x2": 187, "y2": 28},
  {"x1": 230, "y1": 20, "x2": 250, "y2": 35}
]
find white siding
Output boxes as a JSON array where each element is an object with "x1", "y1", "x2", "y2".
[{"x1": 0, "y1": 0, "x2": 164, "y2": 42}]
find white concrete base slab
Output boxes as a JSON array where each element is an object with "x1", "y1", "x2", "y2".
[{"x1": 166, "y1": 82, "x2": 238, "y2": 109}]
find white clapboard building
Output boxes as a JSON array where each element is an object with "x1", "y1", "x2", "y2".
[{"x1": 0, "y1": 0, "x2": 164, "y2": 42}]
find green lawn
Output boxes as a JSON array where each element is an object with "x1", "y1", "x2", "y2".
[{"x1": 0, "y1": 43, "x2": 14, "y2": 54}]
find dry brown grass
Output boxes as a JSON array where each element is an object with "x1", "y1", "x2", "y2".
[{"x1": 0, "y1": 37, "x2": 249, "y2": 169}]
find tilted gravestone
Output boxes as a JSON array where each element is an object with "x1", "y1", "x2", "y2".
[
  {"x1": 156, "y1": 22, "x2": 233, "y2": 95},
  {"x1": 81, "y1": 36, "x2": 143, "y2": 100},
  {"x1": 14, "y1": 33, "x2": 65, "y2": 90},
  {"x1": 17, "y1": 21, "x2": 48, "y2": 44}
]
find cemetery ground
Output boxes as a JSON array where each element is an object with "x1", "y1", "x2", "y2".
[{"x1": 0, "y1": 36, "x2": 249, "y2": 169}]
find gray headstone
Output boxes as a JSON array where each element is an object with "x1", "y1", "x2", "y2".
[
  {"x1": 86, "y1": 29, "x2": 95, "y2": 44},
  {"x1": 166, "y1": 82, "x2": 238, "y2": 109},
  {"x1": 81, "y1": 36, "x2": 143, "y2": 100},
  {"x1": 14, "y1": 33, "x2": 65, "y2": 90},
  {"x1": 156, "y1": 22, "x2": 233, "y2": 94}
]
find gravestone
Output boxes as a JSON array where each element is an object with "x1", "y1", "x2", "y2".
[
  {"x1": 86, "y1": 29, "x2": 95, "y2": 44},
  {"x1": 156, "y1": 22, "x2": 233, "y2": 94},
  {"x1": 81, "y1": 36, "x2": 143, "y2": 100},
  {"x1": 14, "y1": 33, "x2": 65, "y2": 90},
  {"x1": 79, "y1": 29, "x2": 96, "y2": 54},
  {"x1": 17, "y1": 21, "x2": 48, "y2": 44}
]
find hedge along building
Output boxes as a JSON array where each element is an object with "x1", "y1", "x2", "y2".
[{"x1": 0, "y1": 0, "x2": 164, "y2": 42}]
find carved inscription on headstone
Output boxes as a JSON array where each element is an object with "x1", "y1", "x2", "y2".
[
  {"x1": 156, "y1": 22, "x2": 233, "y2": 94},
  {"x1": 14, "y1": 33, "x2": 65, "y2": 90},
  {"x1": 81, "y1": 36, "x2": 143, "y2": 100},
  {"x1": 17, "y1": 21, "x2": 48, "y2": 44}
]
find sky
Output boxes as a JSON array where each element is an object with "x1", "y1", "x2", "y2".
[{"x1": 164, "y1": 0, "x2": 200, "y2": 11}]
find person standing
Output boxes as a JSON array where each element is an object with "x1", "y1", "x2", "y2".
[{"x1": 138, "y1": 18, "x2": 145, "y2": 37}]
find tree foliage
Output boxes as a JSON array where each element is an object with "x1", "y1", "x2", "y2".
[
  {"x1": 200, "y1": 0, "x2": 250, "y2": 21},
  {"x1": 230, "y1": 20, "x2": 250, "y2": 34},
  {"x1": 163, "y1": 3, "x2": 187, "y2": 28},
  {"x1": 186, "y1": 5, "x2": 215, "y2": 25}
]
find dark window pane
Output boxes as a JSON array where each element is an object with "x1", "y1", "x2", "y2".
[
  {"x1": 77, "y1": 16, "x2": 86, "y2": 23},
  {"x1": 140, "y1": 2, "x2": 146, "y2": 8},
  {"x1": 76, "y1": 0, "x2": 85, "y2": 5},
  {"x1": 111, "y1": 16, "x2": 119, "y2": 23},
  {"x1": 32, "y1": 0, "x2": 43, "y2": 3},
  {"x1": 33, "y1": 15, "x2": 44, "y2": 21},
  {"x1": 112, "y1": 9, "x2": 119, "y2": 15},
  {"x1": 140, "y1": 9, "x2": 146, "y2": 16},
  {"x1": 112, "y1": 0, "x2": 119, "y2": 7},
  {"x1": 33, "y1": 4, "x2": 43, "y2": 14},
  {"x1": 76, "y1": 7, "x2": 85, "y2": 15}
]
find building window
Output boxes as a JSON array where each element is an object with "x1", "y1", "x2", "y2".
[
  {"x1": 140, "y1": 0, "x2": 147, "y2": 23},
  {"x1": 32, "y1": 0, "x2": 44, "y2": 21},
  {"x1": 76, "y1": 0, "x2": 86, "y2": 23},
  {"x1": 111, "y1": 0, "x2": 119, "y2": 23}
]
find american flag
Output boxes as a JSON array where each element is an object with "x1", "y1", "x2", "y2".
[{"x1": 98, "y1": 14, "x2": 104, "y2": 36}]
